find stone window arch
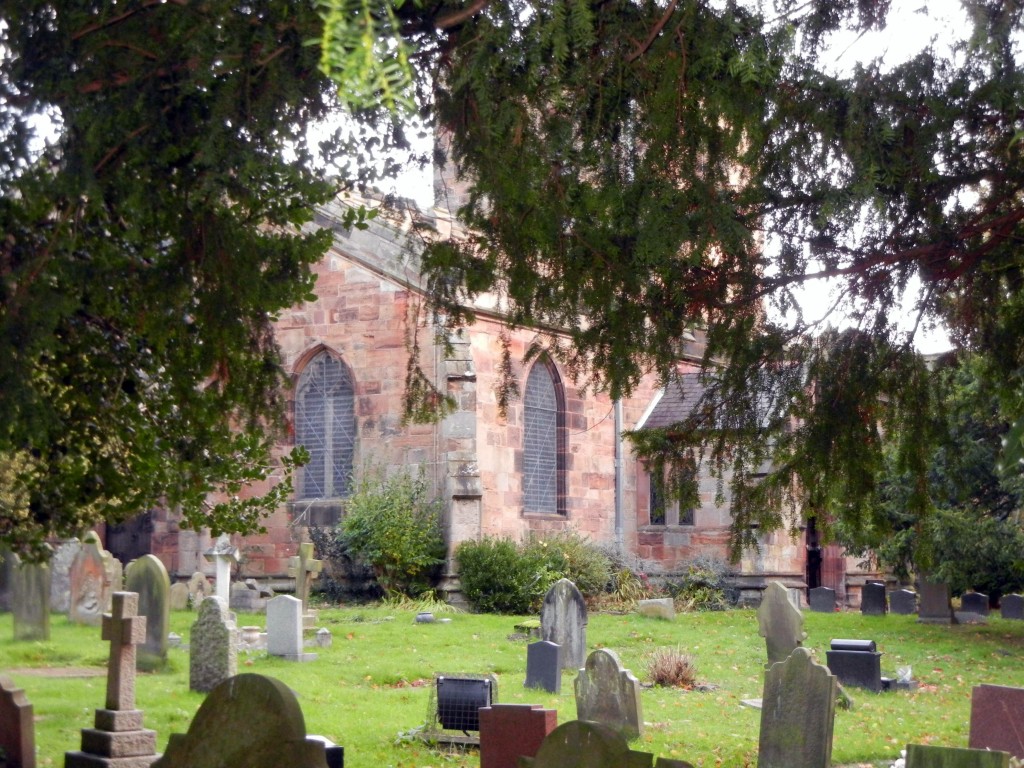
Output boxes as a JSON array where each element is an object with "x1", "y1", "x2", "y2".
[
  {"x1": 523, "y1": 357, "x2": 566, "y2": 515},
  {"x1": 294, "y1": 349, "x2": 355, "y2": 501}
]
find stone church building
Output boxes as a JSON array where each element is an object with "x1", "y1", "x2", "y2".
[{"x1": 102, "y1": 176, "x2": 881, "y2": 607}]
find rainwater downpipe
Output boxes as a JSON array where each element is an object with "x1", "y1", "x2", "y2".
[{"x1": 614, "y1": 398, "x2": 624, "y2": 555}]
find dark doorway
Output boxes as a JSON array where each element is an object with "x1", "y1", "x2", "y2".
[
  {"x1": 106, "y1": 511, "x2": 154, "y2": 564},
  {"x1": 805, "y1": 517, "x2": 822, "y2": 592}
]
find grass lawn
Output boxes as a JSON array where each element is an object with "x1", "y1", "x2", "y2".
[{"x1": 3, "y1": 603, "x2": 1023, "y2": 768}]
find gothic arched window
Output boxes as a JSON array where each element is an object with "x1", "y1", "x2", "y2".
[
  {"x1": 523, "y1": 358, "x2": 566, "y2": 515},
  {"x1": 294, "y1": 350, "x2": 355, "y2": 500}
]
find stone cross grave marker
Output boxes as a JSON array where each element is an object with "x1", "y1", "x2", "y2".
[
  {"x1": 153, "y1": 674, "x2": 333, "y2": 768},
  {"x1": 860, "y1": 582, "x2": 888, "y2": 616},
  {"x1": 889, "y1": 589, "x2": 918, "y2": 616},
  {"x1": 918, "y1": 580, "x2": 956, "y2": 625},
  {"x1": 479, "y1": 704, "x2": 557, "y2": 768},
  {"x1": 12, "y1": 553, "x2": 50, "y2": 641},
  {"x1": 808, "y1": 587, "x2": 836, "y2": 613},
  {"x1": 288, "y1": 542, "x2": 323, "y2": 613},
  {"x1": 125, "y1": 554, "x2": 171, "y2": 671},
  {"x1": 204, "y1": 534, "x2": 239, "y2": 605},
  {"x1": 574, "y1": 648, "x2": 644, "y2": 741},
  {"x1": 190, "y1": 596, "x2": 239, "y2": 693},
  {"x1": 757, "y1": 581, "x2": 806, "y2": 666},
  {"x1": 969, "y1": 684, "x2": 1024, "y2": 760},
  {"x1": 540, "y1": 579, "x2": 588, "y2": 671},
  {"x1": 0, "y1": 674, "x2": 35, "y2": 768},
  {"x1": 525, "y1": 640, "x2": 562, "y2": 694},
  {"x1": 1001, "y1": 594, "x2": 1024, "y2": 621},
  {"x1": 905, "y1": 744, "x2": 1009, "y2": 768},
  {"x1": 65, "y1": 591, "x2": 159, "y2": 768},
  {"x1": 69, "y1": 532, "x2": 110, "y2": 625},
  {"x1": 757, "y1": 647, "x2": 837, "y2": 768}
]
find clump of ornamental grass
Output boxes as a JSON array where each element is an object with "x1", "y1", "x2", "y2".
[{"x1": 646, "y1": 647, "x2": 699, "y2": 688}]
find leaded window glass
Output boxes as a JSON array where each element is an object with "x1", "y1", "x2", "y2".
[
  {"x1": 295, "y1": 351, "x2": 355, "y2": 500},
  {"x1": 523, "y1": 360, "x2": 564, "y2": 514}
]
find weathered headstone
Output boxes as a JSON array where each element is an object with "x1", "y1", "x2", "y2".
[
  {"x1": 69, "y1": 532, "x2": 109, "y2": 625},
  {"x1": 961, "y1": 592, "x2": 990, "y2": 616},
  {"x1": 0, "y1": 546, "x2": 14, "y2": 611},
  {"x1": 187, "y1": 571, "x2": 212, "y2": 608},
  {"x1": 103, "y1": 554, "x2": 123, "y2": 612},
  {"x1": 540, "y1": 579, "x2": 588, "y2": 670},
  {"x1": 905, "y1": 744, "x2": 1009, "y2": 768},
  {"x1": 860, "y1": 582, "x2": 887, "y2": 616},
  {"x1": 889, "y1": 589, "x2": 918, "y2": 616},
  {"x1": 918, "y1": 580, "x2": 956, "y2": 625},
  {"x1": 825, "y1": 639, "x2": 883, "y2": 692},
  {"x1": 50, "y1": 539, "x2": 82, "y2": 615},
  {"x1": 152, "y1": 674, "x2": 332, "y2": 768},
  {"x1": 1001, "y1": 594, "x2": 1024, "y2": 621},
  {"x1": 125, "y1": 554, "x2": 171, "y2": 671},
  {"x1": 288, "y1": 542, "x2": 323, "y2": 613},
  {"x1": 0, "y1": 675, "x2": 35, "y2": 768},
  {"x1": 969, "y1": 684, "x2": 1024, "y2": 759},
  {"x1": 189, "y1": 596, "x2": 238, "y2": 693},
  {"x1": 203, "y1": 534, "x2": 239, "y2": 606},
  {"x1": 169, "y1": 582, "x2": 190, "y2": 611},
  {"x1": 757, "y1": 581, "x2": 806, "y2": 666},
  {"x1": 808, "y1": 587, "x2": 836, "y2": 613},
  {"x1": 230, "y1": 581, "x2": 263, "y2": 613},
  {"x1": 267, "y1": 595, "x2": 316, "y2": 661},
  {"x1": 64, "y1": 591, "x2": 160, "y2": 768},
  {"x1": 636, "y1": 597, "x2": 675, "y2": 620},
  {"x1": 479, "y1": 704, "x2": 557, "y2": 768},
  {"x1": 574, "y1": 648, "x2": 644, "y2": 741},
  {"x1": 525, "y1": 640, "x2": 562, "y2": 694},
  {"x1": 521, "y1": 720, "x2": 694, "y2": 768},
  {"x1": 12, "y1": 554, "x2": 50, "y2": 641},
  {"x1": 757, "y1": 647, "x2": 837, "y2": 768}
]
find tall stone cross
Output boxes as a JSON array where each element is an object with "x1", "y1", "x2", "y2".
[
  {"x1": 102, "y1": 591, "x2": 147, "y2": 712},
  {"x1": 203, "y1": 534, "x2": 239, "y2": 605},
  {"x1": 287, "y1": 542, "x2": 322, "y2": 611}
]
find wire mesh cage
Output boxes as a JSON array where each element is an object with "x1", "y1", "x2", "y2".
[{"x1": 421, "y1": 673, "x2": 498, "y2": 745}]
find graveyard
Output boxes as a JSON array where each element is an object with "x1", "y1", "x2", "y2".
[{"x1": 5, "y1": 599, "x2": 1024, "y2": 767}]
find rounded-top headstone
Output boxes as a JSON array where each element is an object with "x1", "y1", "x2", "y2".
[{"x1": 531, "y1": 720, "x2": 629, "y2": 768}]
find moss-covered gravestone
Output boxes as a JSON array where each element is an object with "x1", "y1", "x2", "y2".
[
  {"x1": 574, "y1": 649, "x2": 643, "y2": 741},
  {"x1": 125, "y1": 555, "x2": 170, "y2": 671},
  {"x1": 153, "y1": 674, "x2": 332, "y2": 768},
  {"x1": 520, "y1": 720, "x2": 693, "y2": 768},
  {"x1": 540, "y1": 579, "x2": 587, "y2": 671}
]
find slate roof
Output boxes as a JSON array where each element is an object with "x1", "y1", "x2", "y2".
[{"x1": 639, "y1": 373, "x2": 709, "y2": 431}]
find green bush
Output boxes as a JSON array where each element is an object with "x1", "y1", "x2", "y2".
[
  {"x1": 339, "y1": 468, "x2": 446, "y2": 598},
  {"x1": 456, "y1": 532, "x2": 611, "y2": 614},
  {"x1": 665, "y1": 555, "x2": 732, "y2": 611}
]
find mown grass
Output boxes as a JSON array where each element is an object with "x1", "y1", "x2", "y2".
[{"x1": 3, "y1": 604, "x2": 1024, "y2": 768}]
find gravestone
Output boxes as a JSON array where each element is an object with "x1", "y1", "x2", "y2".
[
  {"x1": 636, "y1": 597, "x2": 675, "y2": 620},
  {"x1": 521, "y1": 720, "x2": 694, "y2": 768},
  {"x1": 70, "y1": 532, "x2": 109, "y2": 625},
  {"x1": 189, "y1": 596, "x2": 238, "y2": 693},
  {"x1": 230, "y1": 581, "x2": 264, "y2": 613},
  {"x1": 288, "y1": 542, "x2": 323, "y2": 614},
  {"x1": 187, "y1": 572, "x2": 212, "y2": 608},
  {"x1": 918, "y1": 580, "x2": 956, "y2": 625},
  {"x1": 479, "y1": 704, "x2": 557, "y2": 768},
  {"x1": 103, "y1": 554, "x2": 123, "y2": 611},
  {"x1": 540, "y1": 579, "x2": 588, "y2": 670},
  {"x1": 203, "y1": 534, "x2": 239, "y2": 605},
  {"x1": 0, "y1": 675, "x2": 35, "y2": 768},
  {"x1": 169, "y1": 582, "x2": 190, "y2": 611},
  {"x1": 65, "y1": 591, "x2": 160, "y2": 768},
  {"x1": 50, "y1": 539, "x2": 82, "y2": 614},
  {"x1": 961, "y1": 592, "x2": 989, "y2": 616},
  {"x1": 889, "y1": 589, "x2": 918, "y2": 616},
  {"x1": 757, "y1": 647, "x2": 837, "y2": 768},
  {"x1": 573, "y1": 648, "x2": 643, "y2": 741},
  {"x1": 124, "y1": 555, "x2": 171, "y2": 671},
  {"x1": 825, "y1": 639, "x2": 883, "y2": 692},
  {"x1": 152, "y1": 674, "x2": 332, "y2": 768},
  {"x1": 525, "y1": 640, "x2": 562, "y2": 694},
  {"x1": 969, "y1": 684, "x2": 1024, "y2": 759},
  {"x1": 808, "y1": 587, "x2": 836, "y2": 613},
  {"x1": 1001, "y1": 594, "x2": 1024, "y2": 621},
  {"x1": 757, "y1": 581, "x2": 806, "y2": 666},
  {"x1": 12, "y1": 554, "x2": 50, "y2": 641},
  {"x1": 905, "y1": 744, "x2": 1009, "y2": 768},
  {"x1": 860, "y1": 582, "x2": 887, "y2": 616},
  {"x1": 267, "y1": 595, "x2": 316, "y2": 661},
  {"x1": 0, "y1": 546, "x2": 14, "y2": 611}
]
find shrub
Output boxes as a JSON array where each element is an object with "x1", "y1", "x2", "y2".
[
  {"x1": 666, "y1": 555, "x2": 732, "y2": 612},
  {"x1": 524, "y1": 532, "x2": 612, "y2": 598},
  {"x1": 646, "y1": 647, "x2": 699, "y2": 688},
  {"x1": 456, "y1": 537, "x2": 549, "y2": 614},
  {"x1": 338, "y1": 467, "x2": 446, "y2": 598}
]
